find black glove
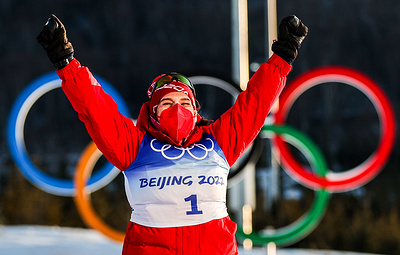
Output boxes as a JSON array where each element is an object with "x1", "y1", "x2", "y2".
[
  {"x1": 272, "y1": 15, "x2": 308, "y2": 64},
  {"x1": 37, "y1": 14, "x2": 74, "y2": 69}
]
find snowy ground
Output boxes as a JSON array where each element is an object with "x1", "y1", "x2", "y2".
[{"x1": 0, "y1": 225, "x2": 383, "y2": 255}]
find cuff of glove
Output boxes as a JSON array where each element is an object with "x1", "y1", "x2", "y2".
[
  {"x1": 54, "y1": 54, "x2": 74, "y2": 69},
  {"x1": 273, "y1": 52, "x2": 294, "y2": 65},
  {"x1": 56, "y1": 58, "x2": 81, "y2": 81},
  {"x1": 271, "y1": 40, "x2": 296, "y2": 65}
]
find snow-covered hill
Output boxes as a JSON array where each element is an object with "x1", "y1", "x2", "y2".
[{"x1": 0, "y1": 225, "x2": 382, "y2": 255}]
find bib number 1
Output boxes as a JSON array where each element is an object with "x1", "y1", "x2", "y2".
[{"x1": 184, "y1": 194, "x2": 203, "y2": 215}]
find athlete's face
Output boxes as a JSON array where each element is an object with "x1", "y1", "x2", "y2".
[{"x1": 156, "y1": 92, "x2": 195, "y2": 118}]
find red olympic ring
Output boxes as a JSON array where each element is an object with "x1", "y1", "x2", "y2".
[{"x1": 274, "y1": 66, "x2": 396, "y2": 192}]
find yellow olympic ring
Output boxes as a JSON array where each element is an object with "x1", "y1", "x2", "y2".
[{"x1": 74, "y1": 141, "x2": 125, "y2": 242}]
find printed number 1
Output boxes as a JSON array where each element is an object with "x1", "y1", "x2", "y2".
[{"x1": 184, "y1": 194, "x2": 203, "y2": 215}]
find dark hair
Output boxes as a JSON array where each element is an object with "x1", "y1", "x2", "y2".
[
  {"x1": 195, "y1": 99, "x2": 213, "y2": 126},
  {"x1": 197, "y1": 118, "x2": 213, "y2": 126}
]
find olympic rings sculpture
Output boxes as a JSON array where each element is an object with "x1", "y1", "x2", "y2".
[
  {"x1": 7, "y1": 72, "x2": 130, "y2": 196},
  {"x1": 7, "y1": 66, "x2": 396, "y2": 246},
  {"x1": 274, "y1": 66, "x2": 396, "y2": 192},
  {"x1": 235, "y1": 125, "x2": 330, "y2": 246},
  {"x1": 74, "y1": 141, "x2": 125, "y2": 242}
]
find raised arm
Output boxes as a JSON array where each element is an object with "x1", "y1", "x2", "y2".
[
  {"x1": 37, "y1": 14, "x2": 143, "y2": 170},
  {"x1": 208, "y1": 15, "x2": 308, "y2": 166}
]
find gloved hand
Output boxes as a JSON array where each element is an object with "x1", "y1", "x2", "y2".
[
  {"x1": 272, "y1": 15, "x2": 308, "y2": 65},
  {"x1": 37, "y1": 14, "x2": 74, "y2": 69}
]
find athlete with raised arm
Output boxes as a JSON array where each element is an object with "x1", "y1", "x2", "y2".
[{"x1": 37, "y1": 13, "x2": 307, "y2": 255}]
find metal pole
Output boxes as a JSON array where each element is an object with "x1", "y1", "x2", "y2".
[
  {"x1": 238, "y1": 0, "x2": 249, "y2": 91},
  {"x1": 265, "y1": 0, "x2": 280, "y2": 203},
  {"x1": 267, "y1": 242, "x2": 277, "y2": 255},
  {"x1": 265, "y1": 2, "x2": 279, "y2": 253},
  {"x1": 232, "y1": 1, "x2": 254, "y2": 250},
  {"x1": 267, "y1": 0, "x2": 277, "y2": 58}
]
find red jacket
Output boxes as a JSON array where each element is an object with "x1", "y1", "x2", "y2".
[{"x1": 57, "y1": 54, "x2": 291, "y2": 254}]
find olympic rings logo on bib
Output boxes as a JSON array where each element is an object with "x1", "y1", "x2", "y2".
[{"x1": 150, "y1": 137, "x2": 214, "y2": 160}]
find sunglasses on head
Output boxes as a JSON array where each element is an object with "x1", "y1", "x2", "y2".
[{"x1": 149, "y1": 73, "x2": 196, "y2": 99}]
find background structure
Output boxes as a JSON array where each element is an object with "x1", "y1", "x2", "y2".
[{"x1": 1, "y1": 1, "x2": 399, "y2": 254}]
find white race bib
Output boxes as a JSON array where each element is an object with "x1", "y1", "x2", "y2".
[{"x1": 123, "y1": 134, "x2": 230, "y2": 227}]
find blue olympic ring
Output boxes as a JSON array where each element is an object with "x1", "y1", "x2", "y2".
[{"x1": 7, "y1": 72, "x2": 130, "y2": 196}]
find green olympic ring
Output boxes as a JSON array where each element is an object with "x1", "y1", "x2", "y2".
[{"x1": 235, "y1": 125, "x2": 330, "y2": 246}]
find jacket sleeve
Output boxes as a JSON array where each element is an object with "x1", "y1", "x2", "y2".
[
  {"x1": 56, "y1": 59, "x2": 143, "y2": 170},
  {"x1": 206, "y1": 54, "x2": 292, "y2": 166}
]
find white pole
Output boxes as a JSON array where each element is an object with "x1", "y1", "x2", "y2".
[
  {"x1": 267, "y1": 0, "x2": 277, "y2": 58},
  {"x1": 238, "y1": 0, "x2": 249, "y2": 91},
  {"x1": 265, "y1": 3, "x2": 279, "y2": 254},
  {"x1": 267, "y1": 0, "x2": 279, "y2": 114},
  {"x1": 267, "y1": 242, "x2": 277, "y2": 255},
  {"x1": 232, "y1": 0, "x2": 239, "y2": 86},
  {"x1": 265, "y1": 0, "x2": 281, "y2": 203}
]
